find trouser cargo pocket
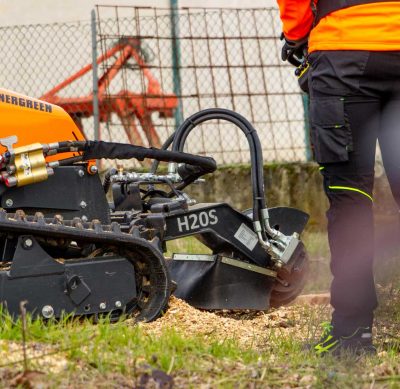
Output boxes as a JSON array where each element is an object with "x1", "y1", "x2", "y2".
[{"x1": 310, "y1": 97, "x2": 353, "y2": 164}]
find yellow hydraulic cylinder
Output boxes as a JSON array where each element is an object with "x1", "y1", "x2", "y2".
[{"x1": 13, "y1": 143, "x2": 48, "y2": 186}]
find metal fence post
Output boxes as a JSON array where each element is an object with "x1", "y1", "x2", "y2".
[
  {"x1": 170, "y1": 0, "x2": 184, "y2": 129},
  {"x1": 91, "y1": 9, "x2": 100, "y2": 142},
  {"x1": 302, "y1": 93, "x2": 312, "y2": 161}
]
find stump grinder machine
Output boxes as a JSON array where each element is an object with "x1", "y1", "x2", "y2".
[{"x1": 0, "y1": 88, "x2": 309, "y2": 322}]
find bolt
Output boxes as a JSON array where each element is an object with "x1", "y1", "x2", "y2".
[
  {"x1": 187, "y1": 199, "x2": 197, "y2": 206},
  {"x1": 89, "y1": 165, "x2": 98, "y2": 174},
  {"x1": 77, "y1": 169, "x2": 85, "y2": 177},
  {"x1": 42, "y1": 305, "x2": 54, "y2": 319},
  {"x1": 23, "y1": 238, "x2": 34, "y2": 249},
  {"x1": 80, "y1": 201, "x2": 87, "y2": 209},
  {"x1": 115, "y1": 301, "x2": 122, "y2": 308},
  {"x1": 99, "y1": 302, "x2": 106, "y2": 310},
  {"x1": 5, "y1": 199, "x2": 13, "y2": 207}
]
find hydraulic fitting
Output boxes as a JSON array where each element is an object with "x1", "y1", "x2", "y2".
[{"x1": 8, "y1": 143, "x2": 49, "y2": 187}]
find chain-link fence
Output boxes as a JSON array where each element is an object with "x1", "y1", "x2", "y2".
[
  {"x1": 96, "y1": 6, "x2": 308, "y2": 164},
  {"x1": 0, "y1": 20, "x2": 96, "y2": 133},
  {"x1": 0, "y1": 7, "x2": 308, "y2": 165}
]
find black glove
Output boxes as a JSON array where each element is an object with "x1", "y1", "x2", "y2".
[
  {"x1": 295, "y1": 62, "x2": 310, "y2": 93},
  {"x1": 280, "y1": 34, "x2": 308, "y2": 67}
]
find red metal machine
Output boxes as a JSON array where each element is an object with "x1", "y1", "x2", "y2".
[{"x1": 41, "y1": 37, "x2": 178, "y2": 148}]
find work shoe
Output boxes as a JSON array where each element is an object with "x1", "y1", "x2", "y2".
[{"x1": 308, "y1": 322, "x2": 376, "y2": 357}]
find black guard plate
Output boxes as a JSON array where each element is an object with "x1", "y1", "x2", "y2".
[
  {"x1": 167, "y1": 206, "x2": 309, "y2": 310},
  {"x1": 167, "y1": 257, "x2": 275, "y2": 310}
]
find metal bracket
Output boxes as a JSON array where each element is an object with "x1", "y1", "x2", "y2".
[
  {"x1": 171, "y1": 253, "x2": 277, "y2": 277},
  {"x1": 220, "y1": 256, "x2": 277, "y2": 277},
  {"x1": 65, "y1": 274, "x2": 91, "y2": 305},
  {"x1": 172, "y1": 253, "x2": 216, "y2": 262},
  {"x1": 0, "y1": 135, "x2": 18, "y2": 153},
  {"x1": 8, "y1": 235, "x2": 65, "y2": 279}
]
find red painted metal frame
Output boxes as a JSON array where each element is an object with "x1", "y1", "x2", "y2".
[{"x1": 41, "y1": 37, "x2": 178, "y2": 147}]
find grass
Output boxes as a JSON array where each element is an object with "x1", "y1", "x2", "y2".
[
  {"x1": 0, "y1": 232, "x2": 398, "y2": 388},
  {"x1": 0, "y1": 295, "x2": 398, "y2": 388}
]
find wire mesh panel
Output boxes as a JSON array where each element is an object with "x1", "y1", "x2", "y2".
[
  {"x1": 96, "y1": 6, "x2": 307, "y2": 164},
  {"x1": 0, "y1": 20, "x2": 96, "y2": 136},
  {"x1": 0, "y1": 7, "x2": 307, "y2": 166}
]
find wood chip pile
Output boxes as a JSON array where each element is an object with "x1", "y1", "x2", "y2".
[{"x1": 141, "y1": 296, "x2": 331, "y2": 349}]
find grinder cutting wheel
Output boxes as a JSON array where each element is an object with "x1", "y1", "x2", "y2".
[{"x1": 0, "y1": 89, "x2": 309, "y2": 319}]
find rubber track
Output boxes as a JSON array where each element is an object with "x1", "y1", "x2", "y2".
[{"x1": 0, "y1": 210, "x2": 171, "y2": 322}]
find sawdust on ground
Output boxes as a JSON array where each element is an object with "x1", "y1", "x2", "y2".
[
  {"x1": 0, "y1": 340, "x2": 68, "y2": 373},
  {"x1": 140, "y1": 295, "x2": 331, "y2": 349}
]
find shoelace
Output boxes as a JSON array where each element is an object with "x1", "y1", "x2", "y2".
[{"x1": 314, "y1": 322, "x2": 339, "y2": 355}]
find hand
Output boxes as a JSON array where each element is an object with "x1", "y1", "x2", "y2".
[{"x1": 280, "y1": 34, "x2": 308, "y2": 67}]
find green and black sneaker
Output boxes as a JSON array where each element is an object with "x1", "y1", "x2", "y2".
[{"x1": 310, "y1": 322, "x2": 376, "y2": 357}]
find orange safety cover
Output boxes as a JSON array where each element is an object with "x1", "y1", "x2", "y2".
[{"x1": 0, "y1": 88, "x2": 85, "y2": 162}]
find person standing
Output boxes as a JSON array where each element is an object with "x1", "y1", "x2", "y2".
[{"x1": 276, "y1": 0, "x2": 400, "y2": 355}]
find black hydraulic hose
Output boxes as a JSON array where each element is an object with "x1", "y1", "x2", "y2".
[
  {"x1": 50, "y1": 146, "x2": 75, "y2": 155},
  {"x1": 58, "y1": 156, "x2": 84, "y2": 166},
  {"x1": 79, "y1": 140, "x2": 216, "y2": 173},
  {"x1": 52, "y1": 140, "x2": 215, "y2": 172},
  {"x1": 173, "y1": 111, "x2": 263, "y2": 217},
  {"x1": 150, "y1": 132, "x2": 176, "y2": 174},
  {"x1": 57, "y1": 141, "x2": 86, "y2": 150},
  {"x1": 173, "y1": 110, "x2": 263, "y2": 200},
  {"x1": 54, "y1": 140, "x2": 216, "y2": 179},
  {"x1": 103, "y1": 168, "x2": 118, "y2": 194},
  {"x1": 171, "y1": 108, "x2": 266, "y2": 222}
]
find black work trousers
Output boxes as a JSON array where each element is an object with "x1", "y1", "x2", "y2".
[{"x1": 308, "y1": 51, "x2": 400, "y2": 335}]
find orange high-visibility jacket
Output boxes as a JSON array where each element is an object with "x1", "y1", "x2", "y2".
[{"x1": 276, "y1": 1, "x2": 400, "y2": 52}]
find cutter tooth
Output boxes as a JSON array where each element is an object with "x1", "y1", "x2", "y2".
[
  {"x1": 0, "y1": 209, "x2": 7, "y2": 220},
  {"x1": 92, "y1": 219, "x2": 103, "y2": 233},
  {"x1": 129, "y1": 226, "x2": 141, "y2": 238},
  {"x1": 72, "y1": 217, "x2": 83, "y2": 229},
  {"x1": 15, "y1": 209, "x2": 27, "y2": 221},
  {"x1": 53, "y1": 214, "x2": 63, "y2": 225},
  {"x1": 110, "y1": 222, "x2": 121, "y2": 233},
  {"x1": 33, "y1": 212, "x2": 45, "y2": 225}
]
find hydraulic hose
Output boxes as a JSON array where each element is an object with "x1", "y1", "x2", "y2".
[
  {"x1": 150, "y1": 132, "x2": 176, "y2": 174},
  {"x1": 52, "y1": 140, "x2": 216, "y2": 174},
  {"x1": 103, "y1": 168, "x2": 118, "y2": 194},
  {"x1": 170, "y1": 108, "x2": 266, "y2": 223}
]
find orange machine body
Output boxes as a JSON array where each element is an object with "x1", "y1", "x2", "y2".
[{"x1": 0, "y1": 88, "x2": 86, "y2": 162}]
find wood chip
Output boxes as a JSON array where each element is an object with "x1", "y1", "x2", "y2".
[{"x1": 140, "y1": 296, "x2": 326, "y2": 349}]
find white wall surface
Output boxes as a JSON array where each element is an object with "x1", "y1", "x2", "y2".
[{"x1": 0, "y1": 0, "x2": 276, "y2": 27}]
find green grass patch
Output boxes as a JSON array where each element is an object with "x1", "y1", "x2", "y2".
[
  {"x1": 0, "y1": 232, "x2": 398, "y2": 387},
  {"x1": 165, "y1": 236, "x2": 212, "y2": 257},
  {"x1": 0, "y1": 298, "x2": 398, "y2": 388}
]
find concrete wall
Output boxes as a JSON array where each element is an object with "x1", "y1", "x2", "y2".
[{"x1": 184, "y1": 163, "x2": 398, "y2": 231}]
